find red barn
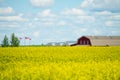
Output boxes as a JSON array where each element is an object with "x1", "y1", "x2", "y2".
[
  {"x1": 71, "y1": 36, "x2": 120, "y2": 46},
  {"x1": 71, "y1": 36, "x2": 91, "y2": 46},
  {"x1": 77, "y1": 36, "x2": 91, "y2": 46}
]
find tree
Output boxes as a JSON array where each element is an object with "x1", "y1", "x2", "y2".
[
  {"x1": 55, "y1": 43, "x2": 60, "y2": 46},
  {"x1": 1, "y1": 35, "x2": 9, "y2": 47},
  {"x1": 11, "y1": 33, "x2": 20, "y2": 47},
  {"x1": 46, "y1": 43, "x2": 53, "y2": 46},
  {"x1": 62, "y1": 42, "x2": 69, "y2": 46}
]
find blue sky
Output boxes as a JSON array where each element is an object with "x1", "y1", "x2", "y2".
[{"x1": 0, "y1": 0, "x2": 120, "y2": 45}]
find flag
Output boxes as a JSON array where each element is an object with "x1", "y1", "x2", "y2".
[
  {"x1": 25, "y1": 37, "x2": 29, "y2": 39},
  {"x1": 25, "y1": 37, "x2": 31, "y2": 40},
  {"x1": 19, "y1": 37, "x2": 22, "y2": 40}
]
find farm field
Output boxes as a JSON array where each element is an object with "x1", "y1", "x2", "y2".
[{"x1": 0, "y1": 46, "x2": 120, "y2": 80}]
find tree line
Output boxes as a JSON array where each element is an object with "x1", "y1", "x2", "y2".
[{"x1": 1, "y1": 33, "x2": 20, "y2": 47}]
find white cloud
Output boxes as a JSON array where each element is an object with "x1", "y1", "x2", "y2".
[
  {"x1": 33, "y1": 31, "x2": 40, "y2": 38},
  {"x1": 41, "y1": 21, "x2": 55, "y2": 26},
  {"x1": 30, "y1": 0, "x2": 54, "y2": 7},
  {"x1": 0, "y1": 14, "x2": 28, "y2": 21},
  {"x1": 94, "y1": 11, "x2": 112, "y2": 15},
  {"x1": 62, "y1": 8, "x2": 86, "y2": 16},
  {"x1": 81, "y1": 0, "x2": 120, "y2": 10},
  {"x1": 19, "y1": 13, "x2": 24, "y2": 17},
  {"x1": 37, "y1": 9, "x2": 57, "y2": 17},
  {"x1": 105, "y1": 21, "x2": 113, "y2": 27},
  {"x1": 81, "y1": 28, "x2": 87, "y2": 32},
  {"x1": 76, "y1": 16, "x2": 95, "y2": 24},
  {"x1": 92, "y1": 29, "x2": 103, "y2": 35},
  {"x1": 57, "y1": 21, "x2": 66, "y2": 26},
  {"x1": 0, "y1": 22, "x2": 19, "y2": 28},
  {"x1": 110, "y1": 14, "x2": 120, "y2": 20},
  {"x1": 105, "y1": 21, "x2": 120, "y2": 27},
  {"x1": 93, "y1": 11, "x2": 120, "y2": 27},
  {"x1": 61, "y1": 8, "x2": 95, "y2": 24},
  {"x1": 0, "y1": 7, "x2": 14, "y2": 14},
  {"x1": 32, "y1": 9, "x2": 58, "y2": 26}
]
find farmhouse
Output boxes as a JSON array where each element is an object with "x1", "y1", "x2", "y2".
[{"x1": 71, "y1": 36, "x2": 120, "y2": 46}]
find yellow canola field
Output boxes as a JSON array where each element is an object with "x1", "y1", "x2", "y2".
[{"x1": 0, "y1": 46, "x2": 120, "y2": 80}]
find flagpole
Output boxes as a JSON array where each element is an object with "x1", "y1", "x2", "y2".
[
  {"x1": 29, "y1": 38, "x2": 31, "y2": 46},
  {"x1": 29, "y1": 39, "x2": 30, "y2": 46},
  {"x1": 19, "y1": 37, "x2": 23, "y2": 46},
  {"x1": 25, "y1": 37, "x2": 27, "y2": 46},
  {"x1": 24, "y1": 39, "x2": 26, "y2": 46},
  {"x1": 25, "y1": 37, "x2": 31, "y2": 46}
]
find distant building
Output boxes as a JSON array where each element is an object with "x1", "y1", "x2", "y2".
[
  {"x1": 65, "y1": 41, "x2": 76, "y2": 45},
  {"x1": 47, "y1": 42, "x2": 69, "y2": 46},
  {"x1": 71, "y1": 36, "x2": 120, "y2": 46}
]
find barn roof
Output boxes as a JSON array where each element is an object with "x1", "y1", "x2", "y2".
[
  {"x1": 85, "y1": 36, "x2": 120, "y2": 46},
  {"x1": 86, "y1": 36, "x2": 120, "y2": 39}
]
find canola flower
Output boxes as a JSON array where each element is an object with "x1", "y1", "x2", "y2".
[{"x1": 0, "y1": 46, "x2": 120, "y2": 80}]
